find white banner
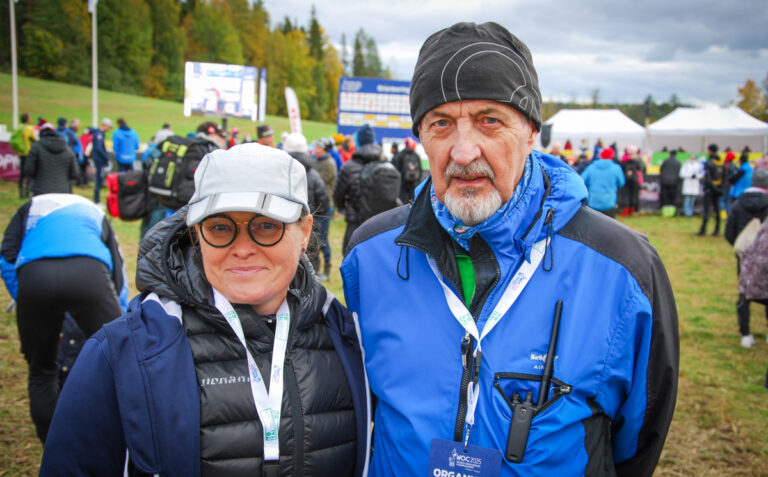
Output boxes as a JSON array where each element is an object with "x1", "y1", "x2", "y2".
[
  {"x1": 285, "y1": 87, "x2": 302, "y2": 135},
  {"x1": 87, "y1": 0, "x2": 98, "y2": 13},
  {"x1": 258, "y1": 69, "x2": 267, "y2": 123}
]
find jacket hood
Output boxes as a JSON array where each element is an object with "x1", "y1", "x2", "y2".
[
  {"x1": 288, "y1": 151, "x2": 314, "y2": 171},
  {"x1": 737, "y1": 190, "x2": 768, "y2": 214},
  {"x1": 136, "y1": 208, "x2": 326, "y2": 328},
  {"x1": 38, "y1": 129, "x2": 68, "y2": 154},
  {"x1": 119, "y1": 123, "x2": 130, "y2": 131},
  {"x1": 352, "y1": 143, "x2": 381, "y2": 164}
]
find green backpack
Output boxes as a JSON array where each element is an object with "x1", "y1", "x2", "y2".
[{"x1": 10, "y1": 127, "x2": 27, "y2": 155}]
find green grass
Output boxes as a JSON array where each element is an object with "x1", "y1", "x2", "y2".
[{"x1": 0, "y1": 73, "x2": 338, "y2": 143}]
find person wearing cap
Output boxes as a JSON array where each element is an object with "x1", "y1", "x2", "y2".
[
  {"x1": 333, "y1": 123, "x2": 382, "y2": 252},
  {"x1": 257, "y1": 124, "x2": 276, "y2": 148},
  {"x1": 24, "y1": 122, "x2": 79, "y2": 196},
  {"x1": 1, "y1": 193, "x2": 128, "y2": 443},
  {"x1": 340, "y1": 22, "x2": 678, "y2": 476},
  {"x1": 724, "y1": 168, "x2": 768, "y2": 349},
  {"x1": 88, "y1": 117, "x2": 113, "y2": 203},
  {"x1": 580, "y1": 147, "x2": 626, "y2": 218},
  {"x1": 40, "y1": 143, "x2": 370, "y2": 477}
]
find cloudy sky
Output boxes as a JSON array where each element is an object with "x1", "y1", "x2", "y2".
[{"x1": 262, "y1": 0, "x2": 768, "y2": 107}]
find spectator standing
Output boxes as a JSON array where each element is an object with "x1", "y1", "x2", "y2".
[
  {"x1": 66, "y1": 119, "x2": 87, "y2": 186},
  {"x1": 89, "y1": 118, "x2": 113, "y2": 204},
  {"x1": 339, "y1": 135, "x2": 356, "y2": 163},
  {"x1": 391, "y1": 136, "x2": 423, "y2": 204},
  {"x1": 724, "y1": 169, "x2": 768, "y2": 348},
  {"x1": 729, "y1": 151, "x2": 754, "y2": 201},
  {"x1": 581, "y1": 147, "x2": 625, "y2": 217},
  {"x1": 659, "y1": 150, "x2": 682, "y2": 209},
  {"x1": 256, "y1": 124, "x2": 275, "y2": 148},
  {"x1": 15, "y1": 113, "x2": 37, "y2": 198},
  {"x1": 721, "y1": 150, "x2": 736, "y2": 215},
  {"x1": 329, "y1": 133, "x2": 344, "y2": 172},
  {"x1": 151, "y1": 123, "x2": 174, "y2": 145},
  {"x1": 283, "y1": 133, "x2": 331, "y2": 278},
  {"x1": 619, "y1": 145, "x2": 643, "y2": 216},
  {"x1": 313, "y1": 137, "x2": 337, "y2": 280},
  {"x1": 333, "y1": 124, "x2": 381, "y2": 252},
  {"x1": 679, "y1": 154, "x2": 704, "y2": 217},
  {"x1": 0, "y1": 193, "x2": 127, "y2": 442},
  {"x1": 697, "y1": 144, "x2": 725, "y2": 236},
  {"x1": 24, "y1": 123, "x2": 78, "y2": 196},
  {"x1": 112, "y1": 118, "x2": 140, "y2": 172}
]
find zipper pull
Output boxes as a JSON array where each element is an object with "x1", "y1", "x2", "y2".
[{"x1": 460, "y1": 332, "x2": 471, "y2": 368}]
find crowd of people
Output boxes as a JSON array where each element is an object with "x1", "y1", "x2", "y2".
[{"x1": 3, "y1": 20, "x2": 767, "y2": 477}]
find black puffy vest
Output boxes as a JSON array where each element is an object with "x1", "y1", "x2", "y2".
[{"x1": 182, "y1": 293, "x2": 356, "y2": 477}]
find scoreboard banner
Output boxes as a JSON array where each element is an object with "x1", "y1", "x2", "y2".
[
  {"x1": 184, "y1": 62, "x2": 263, "y2": 120},
  {"x1": 337, "y1": 77, "x2": 416, "y2": 142}
]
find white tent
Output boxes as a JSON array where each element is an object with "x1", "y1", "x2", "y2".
[
  {"x1": 647, "y1": 106, "x2": 768, "y2": 153},
  {"x1": 537, "y1": 109, "x2": 646, "y2": 155}
]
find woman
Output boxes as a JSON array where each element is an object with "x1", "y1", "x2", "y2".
[{"x1": 40, "y1": 144, "x2": 370, "y2": 477}]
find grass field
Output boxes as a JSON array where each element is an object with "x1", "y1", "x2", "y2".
[{"x1": 0, "y1": 73, "x2": 338, "y2": 143}]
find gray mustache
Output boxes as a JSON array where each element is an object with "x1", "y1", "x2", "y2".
[{"x1": 444, "y1": 160, "x2": 495, "y2": 182}]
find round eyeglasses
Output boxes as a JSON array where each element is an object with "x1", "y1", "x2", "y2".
[{"x1": 199, "y1": 214, "x2": 286, "y2": 248}]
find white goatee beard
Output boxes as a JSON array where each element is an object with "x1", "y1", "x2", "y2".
[{"x1": 443, "y1": 160, "x2": 503, "y2": 226}]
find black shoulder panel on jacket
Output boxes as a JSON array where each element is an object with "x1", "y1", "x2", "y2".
[
  {"x1": 345, "y1": 204, "x2": 410, "y2": 256},
  {"x1": 560, "y1": 206, "x2": 679, "y2": 477},
  {"x1": 558, "y1": 206, "x2": 654, "y2": 299}
]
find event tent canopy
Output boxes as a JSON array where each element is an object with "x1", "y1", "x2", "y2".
[
  {"x1": 647, "y1": 106, "x2": 768, "y2": 153},
  {"x1": 537, "y1": 109, "x2": 646, "y2": 155}
]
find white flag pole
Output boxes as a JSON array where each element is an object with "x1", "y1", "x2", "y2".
[
  {"x1": 90, "y1": 0, "x2": 98, "y2": 128},
  {"x1": 9, "y1": 0, "x2": 18, "y2": 130}
]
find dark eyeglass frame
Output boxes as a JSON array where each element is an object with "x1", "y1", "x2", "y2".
[{"x1": 199, "y1": 214, "x2": 286, "y2": 248}]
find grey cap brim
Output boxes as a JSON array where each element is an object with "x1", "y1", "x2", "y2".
[{"x1": 186, "y1": 191, "x2": 306, "y2": 226}]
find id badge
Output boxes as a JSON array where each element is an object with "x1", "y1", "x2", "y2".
[{"x1": 428, "y1": 438, "x2": 502, "y2": 477}]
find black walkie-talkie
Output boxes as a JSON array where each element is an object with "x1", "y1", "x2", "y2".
[{"x1": 505, "y1": 391, "x2": 534, "y2": 463}]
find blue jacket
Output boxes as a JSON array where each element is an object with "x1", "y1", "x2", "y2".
[
  {"x1": 88, "y1": 127, "x2": 110, "y2": 166},
  {"x1": 341, "y1": 150, "x2": 678, "y2": 476},
  {"x1": 0, "y1": 194, "x2": 128, "y2": 308},
  {"x1": 730, "y1": 162, "x2": 753, "y2": 199},
  {"x1": 40, "y1": 210, "x2": 371, "y2": 477},
  {"x1": 581, "y1": 159, "x2": 626, "y2": 211},
  {"x1": 112, "y1": 124, "x2": 140, "y2": 165}
]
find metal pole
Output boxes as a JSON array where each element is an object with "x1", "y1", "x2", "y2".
[
  {"x1": 91, "y1": 3, "x2": 98, "y2": 128},
  {"x1": 10, "y1": 0, "x2": 18, "y2": 130}
]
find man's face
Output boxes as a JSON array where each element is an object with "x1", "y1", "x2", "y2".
[{"x1": 419, "y1": 100, "x2": 537, "y2": 225}]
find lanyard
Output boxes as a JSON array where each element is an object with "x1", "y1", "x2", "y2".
[
  {"x1": 426, "y1": 239, "x2": 548, "y2": 445},
  {"x1": 212, "y1": 288, "x2": 290, "y2": 461}
]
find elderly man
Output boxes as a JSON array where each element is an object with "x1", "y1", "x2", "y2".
[{"x1": 340, "y1": 22, "x2": 678, "y2": 476}]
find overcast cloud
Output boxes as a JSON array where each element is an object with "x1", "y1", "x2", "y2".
[{"x1": 262, "y1": 0, "x2": 768, "y2": 106}]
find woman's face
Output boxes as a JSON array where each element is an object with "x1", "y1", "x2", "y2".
[{"x1": 196, "y1": 211, "x2": 312, "y2": 314}]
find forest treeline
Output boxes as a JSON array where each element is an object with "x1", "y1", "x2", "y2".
[{"x1": 0, "y1": 0, "x2": 389, "y2": 122}]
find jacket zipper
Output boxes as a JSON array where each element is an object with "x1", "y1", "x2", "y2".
[{"x1": 284, "y1": 352, "x2": 303, "y2": 477}]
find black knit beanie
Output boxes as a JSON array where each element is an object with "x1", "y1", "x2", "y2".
[{"x1": 409, "y1": 22, "x2": 542, "y2": 136}]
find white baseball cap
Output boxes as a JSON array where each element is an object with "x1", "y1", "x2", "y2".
[{"x1": 186, "y1": 143, "x2": 310, "y2": 226}]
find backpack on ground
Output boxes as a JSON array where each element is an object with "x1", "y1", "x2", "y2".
[
  {"x1": 400, "y1": 150, "x2": 422, "y2": 183},
  {"x1": 147, "y1": 136, "x2": 218, "y2": 210},
  {"x1": 10, "y1": 128, "x2": 26, "y2": 155},
  {"x1": 358, "y1": 160, "x2": 401, "y2": 223},
  {"x1": 734, "y1": 217, "x2": 762, "y2": 258},
  {"x1": 106, "y1": 170, "x2": 150, "y2": 221}
]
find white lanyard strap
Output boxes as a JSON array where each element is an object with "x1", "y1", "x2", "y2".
[
  {"x1": 212, "y1": 288, "x2": 290, "y2": 461},
  {"x1": 426, "y1": 239, "x2": 548, "y2": 434}
]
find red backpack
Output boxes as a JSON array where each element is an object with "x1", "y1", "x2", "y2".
[{"x1": 106, "y1": 170, "x2": 150, "y2": 221}]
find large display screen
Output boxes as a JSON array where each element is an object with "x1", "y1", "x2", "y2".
[{"x1": 184, "y1": 62, "x2": 263, "y2": 120}]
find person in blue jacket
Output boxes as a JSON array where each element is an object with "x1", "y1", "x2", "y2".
[
  {"x1": 41, "y1": 144, "x2": 371, "y2": 477},
  {"x1": 0, "y1": 193, "x2": 128, "y2": 443},
  {"x1": 89, "y1": 117, "x2": 113, "y2": 203},
  {"x1": 340, "y1": 22, "x2": 678, "y2": 477},
  {"x1": 581, "y1": 147, "x2": 626, "y2": 217},
  {"x1": 112, "y1": 117, "x2": 140, "y2": 171}
]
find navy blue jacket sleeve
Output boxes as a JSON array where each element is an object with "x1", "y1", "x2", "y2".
[{"x1": 40, "y1": 332, "x2": 128, "y2": 475}]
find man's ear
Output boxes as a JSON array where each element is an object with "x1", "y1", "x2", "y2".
[{"x1": 525, "y1": 120, "x2": 538, "y2": 155}]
